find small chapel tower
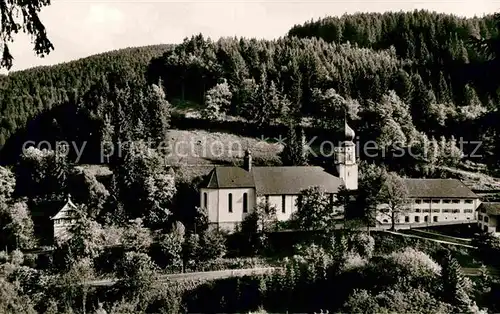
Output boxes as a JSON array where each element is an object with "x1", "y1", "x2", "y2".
[{"x1": 334, "y1": 121, "x2": 358, "y2": 190}]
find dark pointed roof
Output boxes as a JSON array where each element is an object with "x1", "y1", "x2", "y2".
[
  {"x1": 204, "y1": 166, "x2": 342, "y2": 195},
  {"x1": 206, "y1": 167, "x2": 254, "y2": 188},
  {"x1": 345, "y1": 122, "x2": 355, "y2": 142},
  {"x1": 51, "y1": 195, "x2": 78, "y2": 220}
]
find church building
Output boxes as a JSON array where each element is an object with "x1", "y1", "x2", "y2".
[{"x1": 199, "y1": 122, "x2": 359, "y2": 231}]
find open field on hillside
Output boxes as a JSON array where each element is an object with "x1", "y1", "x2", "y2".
[
  {"x1": 165, "y1": 129, "x2": 283, "y2": 166},
  {"x1": 164, "y1": 129, "x2": 284, "y2": 181},
  {"x1": 440, "y1": 166, "x2": 500, "y2": 190}
]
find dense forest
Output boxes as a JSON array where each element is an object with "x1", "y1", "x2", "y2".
[
  {"x1": 0, "y1": 10, "x2": 499, "y2": 173},
  {"x1": 0, "y1": 45, "x2": 172, "y2": 147}
]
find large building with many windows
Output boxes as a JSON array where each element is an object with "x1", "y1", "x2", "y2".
[{"x1": 376, "y1": 179, "x2": 480, "y2": 225}]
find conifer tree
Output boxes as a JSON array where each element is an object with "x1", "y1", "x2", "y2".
[
  {"x1": 410, "y1": 73, "x2": 432, "y2": 128},
  {"x1": 440, "y1": 251, "x2": 472, "y2": 313},
  {"x1": 437, "y1": 71, "x2": 451, "y2": 104},
  {"x1": 145, "y1": 84, "x2": 171, "y2": 146},
  {"x1": 281, "y1": 123, "x2": 308, "y2": 166}
]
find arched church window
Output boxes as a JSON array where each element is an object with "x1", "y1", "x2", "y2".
[{"x1": 243, "y1": 193, "x2": 248, "y2": 213}]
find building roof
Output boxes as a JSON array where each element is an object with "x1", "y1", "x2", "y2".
[
  {"x1": 344, "y1": 122, "x2": 355, "y2": 142},
  {"x1": 204, "y1": 166, "x2": 343, "y2": 195},
  {"x1": 206, "y1": 167, "x2": 254, "y2": 189},
  {"x1": 403, "y1": 178, "x2": 478, "y2": 199},
  {"x1": 479, "y1": 202, "x2": 500, "y2": 216},
  {"x1": 51, "y1": 195, "x2": 78, "y2": 220}
]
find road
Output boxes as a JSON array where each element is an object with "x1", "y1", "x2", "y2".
[
  {"x1": 87, "y1": 267, "x2": 281, "y2": 287},
  {"x1": 382, "y1": 230, "x2": 477, "y2": 249}
]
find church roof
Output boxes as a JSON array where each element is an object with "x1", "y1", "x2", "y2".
[
  {"x1": 344, "y1": 122, "x2": 355, "y2": 142},
  {"x1": 205, "y1": 166, "x2": 343, "y2": 195},
  {"x1": 402, "y1": 178, "x2": 478, "y2": 199},
  {"x1": 206, "y1": 167, "x2": 254, "y2": 189}
]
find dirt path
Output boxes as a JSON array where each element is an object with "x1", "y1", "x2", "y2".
[
  {"x1": 382, "y1": 230, "x2": 477, "y2": 249},
  {"x1": 87, "y1": 267, "x2": 280, "y2": 287}
]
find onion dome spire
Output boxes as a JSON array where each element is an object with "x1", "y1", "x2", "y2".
[{"x1": 345, "y1": 121, "x2": 355, "y2": 142}]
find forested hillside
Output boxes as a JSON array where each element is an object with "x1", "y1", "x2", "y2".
[
  {"x1": 289, "y1": 10, "x2": 499, "y2": 95},
  {"x1": 1, "y1": 10, "x2": 500, "y2": 174},
  {"x1": 0, "y1": 45, "x2": 172, "y2": 147},
  {"x1": 146, "y1": 11, "x2": 499, "y2": 172}
]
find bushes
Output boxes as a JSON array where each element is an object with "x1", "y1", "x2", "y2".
[
  {"x1": 193, "y1": 257, "x2": 273, "y2": 272},
  {"x1": 342, "y1": 288, "x2": 454, "y2": 314},
  {"x1": 181, "y1": 229, "x2": 227, "y2": 270},
  {"x1": 351, "y1": 232, "x2": 375, "y2": 259},
  {"x1": 115, "y1": 252, "x2": 159, "y2": 307},
  {"x1": 32, "y1": 231, "x2": 474, "y2": 314},
  {"x1": 0, "y1": 251, "x2": 8, "y2": 264},
  {"x1": 365, "y1": 247, "x2": 442, "y2": 292},
  {"x1": 153, "y1": 232, "x2": 183, "y2": 270}
]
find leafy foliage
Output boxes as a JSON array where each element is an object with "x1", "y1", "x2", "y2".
[
  {"x1": 113, "y1": 142, "x2": 176, "y2": 226},
  {"x1": 201, "y1": 79, "x2": 233, "y2": 120},
  {"x1": 376, "y1": 172, "x2": 410, "y2": 230},
  {"x1": 292, "y1": 186, "x2": 336, "y2": 231},
  {"x1": 121, "y1": 218, "x2": 153, "y2": 253},
  {"x1": 0, "y1": 200, "x2": 36, "y2": 250},
  {"x1": 0, "y1": 0, "x2": 53, "y2": 69},
  {"x1": 0, "y1": 166, "x2": 15, "y2": 202},
  {"x1": 14, "y1": 146, "x2": 69, "y2": 199},
  {"x1": 157, "y1": 231, "x2": 184, "y2": 269},
  {"x1": 115, "y1": 251, "x2": 159, "y2": 305},
  {"x1": 240, "y1": 202, "x2": 278, "y2": 255}
]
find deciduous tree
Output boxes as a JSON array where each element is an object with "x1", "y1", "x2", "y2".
[
  {"x1": 121, "y1": 218, "x2": 153, "y2": 253},
  {"x1": 0, "y1": 166, "x2": 14, "y2": 203},
  {"x1": 376, "y1": 172, "x2": 410, "y2": 231},
  {"x1": 201, "y1": 79, "x2": 233, "y2": 120},
  {"x1": 293, "y1": 186, "x2": 335, "y2": 231},
  {"x1": 240, "y1": 201, "x2": 278, "y2": 255},
  {"x1": 0, "y1": 200, "x2": 36, "y2": 250}
]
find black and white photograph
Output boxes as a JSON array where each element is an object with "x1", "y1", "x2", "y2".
[{"x1": 0, "y1": 0, "x2": 499, "y2": 313}]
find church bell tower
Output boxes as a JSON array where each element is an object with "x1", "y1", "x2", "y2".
[{"x1": 334, "y1": 121, "x2": 358, "y2": 190}]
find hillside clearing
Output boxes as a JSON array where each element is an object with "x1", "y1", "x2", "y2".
[
  {"x1": 439, "y1": 166, "x2": 500, "y2": 190},
  {"x1": 165, "y1": 129, "x2": 283, "y2": 166}
]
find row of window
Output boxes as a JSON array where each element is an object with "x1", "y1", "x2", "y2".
[
  {"x1": 203, "y1": 192, "x2": 301, "y2": 214},
  {"x1": 54, "y1": 219, "x2": 77, "y2": 225},
  {"x1": 414, "y1": 199, "x2": 474, "y2": 204},
  {"x1": 227, "y1": 193, "x2": 251, "y2": 213},
  {"x1": 203, "y1": 192, "x2": 284, "y2": 213},
  {"x1": 413, "y1": 209, "x2": 474, "y2": 214},
  {"x1": 203, "y1": 192, "x2": 476, "y2": 215},
  {"x1": 402, "y1": 215, "x2": 471, "y2": 223},
  {"x1": 478, "y1": 214, "x2": 490, "y2": 223}
]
